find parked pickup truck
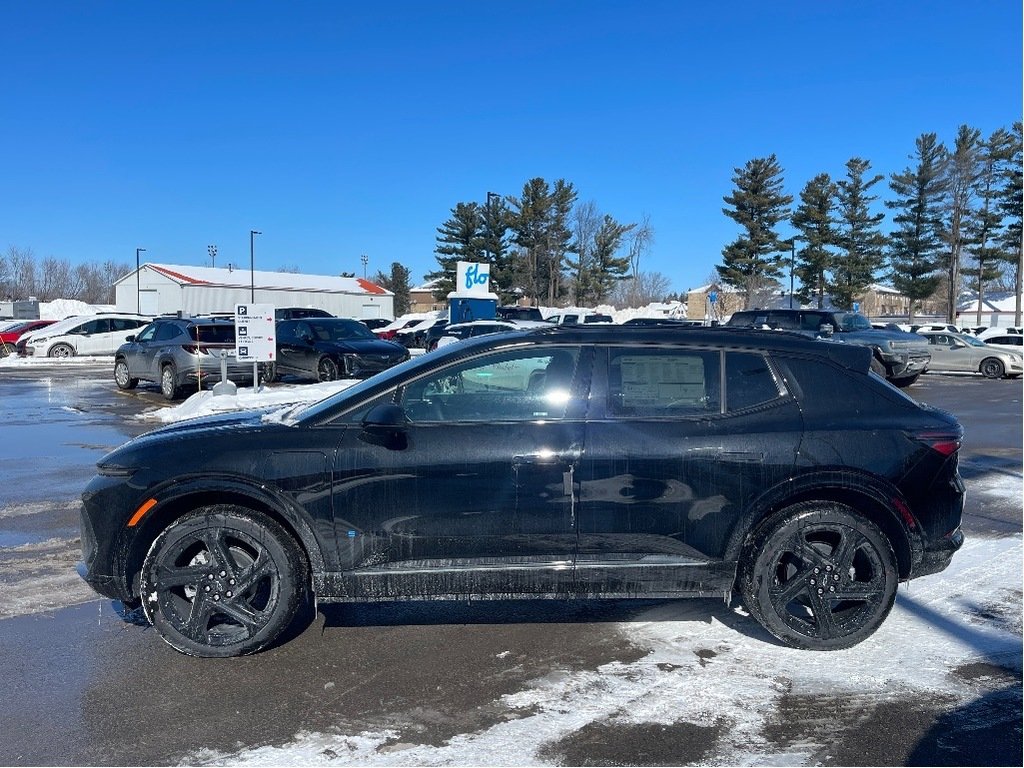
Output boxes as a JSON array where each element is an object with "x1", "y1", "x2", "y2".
[{"x1": 726, "y1": 308, "x2": 931, "y2": 387}]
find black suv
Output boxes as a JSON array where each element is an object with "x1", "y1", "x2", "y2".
[
  {"x1": 726, "y1": 309, "x2": 931, "y2": 386},
  {"x1": 114, "y1": 316, "x2": 259, "y2": 400},
  {"x1": 496, "y1": 305, "x2": 546, "y2": 322},
  {"x1": 274, "y1": 307, "x2": 335, "y2": 321},
  {"x1": 81, "y1": 326, "x2": 964, "y2": 656}
]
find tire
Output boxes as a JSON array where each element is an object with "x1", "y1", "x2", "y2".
[
  {"x1": 738, "y1": 501, "x2": 898, "y2": 650},
  {"x1": 259, "y1": 361, "x2": 277, "y2": 384},
  {"x1": 114, "y1": 359, "x2": 138, "y2": 390},
  {"x1": 140, "y1": 506, "x2": 309, "y2": 657},
  {"x1": 160, "y1": 363, "x2": 179, "y2": 400},
  {"x1": 317, "y1": 356, "x2": 340, "y2": 382},
  {"x1": 980, "y1": 357, "x2": 1005, "y2": 379},
  {"x1": 48, "y1": 343, "x2": 75, "y2": 358},
  {"x1": 891, "y1": 374, "x2": 919, "y2": 388}
]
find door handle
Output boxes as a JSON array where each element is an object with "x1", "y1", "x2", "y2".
[
  {"x1": 718, "y1": 450, "x2": 765, "y2": 463},
  {"x1": 512, "y1": 449, "x2": 581, "y2": 466}
]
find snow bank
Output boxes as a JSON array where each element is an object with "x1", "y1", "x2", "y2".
[
  {"x1": 38, "y1": 299, "x2": 111, "y2": 320},
  {"x1": 140, "y1": 379, "x2": 361, "y2": 423},
  {"x1": 186, "y1": 534, "x2": 1022, "y2": 766}
]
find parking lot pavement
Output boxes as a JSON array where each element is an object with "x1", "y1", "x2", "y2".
[{"x1": 0, "y1": 362, "x2": 1019, "y2": 765}]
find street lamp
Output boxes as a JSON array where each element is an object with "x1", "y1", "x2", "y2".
[
  {"x1": 208, "y1": 244, "x2": 217, "y2": 268},
  {"x1": 249, "y1": 230, "x2": 261, "y2": 302},
  {"x1": 135, "y1": 248, "x2": 146, "y2": 313},
  {"x1": 789, "y1": 239, "x2": 796, "y2": 309},
  {"x1": 360, "y1": 253, "x2": 368, "y2": 278}
]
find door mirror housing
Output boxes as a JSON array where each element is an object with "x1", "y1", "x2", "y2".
[
  {"x1": 817, "y1": 323, "x2": 834, "y2": 337},
  {"x1": 360, "y1": 403, "x2": 409, "y2": 450},
  {"x1": 126, "y1": 335, "x2": 136, "y2": 343}
]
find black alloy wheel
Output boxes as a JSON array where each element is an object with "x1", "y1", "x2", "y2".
[
  {"x1": 259, "y1": 361, "x2": 277, "y2": 384},
  {"x1": 317, "y1": 356, "x2": 340, "y2": 382},
  {"x1": 140, "y1": 506, "x2": 308, "y2": 657},
  {"x1": 48, "y1": 343, "x2": 75, "y2": 358},
  {"x1": 739, "y1": 502, "x2": 898, "y2": 650}
]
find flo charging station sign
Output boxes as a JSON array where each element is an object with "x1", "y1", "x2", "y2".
[{"x1": 234, "y1": 304, "x2": 276, "y2": 362}]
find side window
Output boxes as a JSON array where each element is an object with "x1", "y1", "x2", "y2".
[
  {"x1": 154, "y1": 323, "x2": 181, "y2": 342},
  {"x1": 277, "y1": 321, "x2": 296, "y2": 342},
  {"x1": 401, "y1": 347, "x2": 580, "y2": 423},
  {"x1": 110, "y1": 318, "x2": 137, "y2": 332},
  {"x1": 79, "y1": 319, "x2": 109, "y2": 335},
  {"x1": 725, "y1": 352, "x2": 783, "y2": 412},
  {"x1": 768, "y1": 313, "x2": 800, "y2": 330},
  {"x1": 135, "y1": 323, "x2": 158, "y2": 343},
  {"x1": 607, "y1": 348, "x2": 721, "y2": 417}
]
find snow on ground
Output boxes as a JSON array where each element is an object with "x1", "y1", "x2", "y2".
[
  {"x1": 0, "y1": 355, "x2": 114, "y2": 367},
  {"x1": 186, "y1": 534, "x2": 1022, "y2": 767},
  {"x1": 139, "y1": 379, "x2": 361, "y2": 423},
  {"x1": 39, "y1": 299, "x2": 112, "y2": 320}
]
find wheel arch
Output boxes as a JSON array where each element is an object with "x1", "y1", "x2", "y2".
[
  {"x1": 116, "y1": 480, "x2": 327, "y2": 601},
  {"x1": 724, "y1": 472, "x2": 923, "y2": 579}
]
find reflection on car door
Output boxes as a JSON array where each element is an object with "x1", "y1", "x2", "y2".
[
  {"x1": 576, "y1": 346, "x2": 801, "y2": 597},
  {"x1": 125, "y1": 323, "x2": 158, "y2": 377},
  {"x1": 327, "y1": 346, "x2": 590, "y2": 599}
]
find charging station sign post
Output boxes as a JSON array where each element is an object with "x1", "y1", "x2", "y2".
[{"x1": 235, "y1": 304, "x2": 276, "y2": 391}]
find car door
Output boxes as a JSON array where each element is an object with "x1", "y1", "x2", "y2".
[
  {"x1": 576, "y1": 345, "x2": 801, "y2": 596},
  {"x1": 275, "y1": 320, "x2": 310, "y2": 376},
  {"x1": 123, "y1": 322, "x2": 158, "y2": 378},
  {"x1": 326, "y1": 344, "x2": 590, "y2": 599},
  {"x1": 925, "y1": 333, "x2": 967, "y2": 371},
  {"x1": 73, "y1": 319, "x2": 111, "y2": 355}
]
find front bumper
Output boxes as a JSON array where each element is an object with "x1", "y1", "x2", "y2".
[{"x1": 883, "y1": 350, "x2": 931, "y2": 378}]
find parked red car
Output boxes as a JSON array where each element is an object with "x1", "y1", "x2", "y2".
[{"x1": 0, "y1": 320, "x2": 55, "y2": 349}]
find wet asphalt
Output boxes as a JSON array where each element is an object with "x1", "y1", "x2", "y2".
[{"x1": 0, "y1": 362, "x2": 1020, "y2": 765}]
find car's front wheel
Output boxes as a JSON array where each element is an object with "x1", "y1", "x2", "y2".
[
  {"x1": 114, "y1": 359, "x2": 138, "y2": 390},
  {"x1": 317, "y1": 356, "x2": 340, "y2": 382},
  {"x1": 739, "y1": 501, "x2": 898, "y2": 650},
  {"x1": 140, "y1": 506, "x2": 309, "y2": 657},
  {"x1": 48, "y1": 343, "x2": 75, "y2": 358},
  {"x1": 980, "y1": 357, "x2": 1005, "y2": 379}
]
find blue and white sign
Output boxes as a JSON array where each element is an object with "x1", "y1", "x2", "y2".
[{"x1": 456, "y1": 261, "x2": 491, "y2": 296}]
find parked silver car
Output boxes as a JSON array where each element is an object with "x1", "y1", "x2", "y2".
[
  {"x1": 114, "y1": 316, "x2": 260, "y2": 399},
  {"x1": 918, "y1": 331, "x2": 1024, "y2": 379}
]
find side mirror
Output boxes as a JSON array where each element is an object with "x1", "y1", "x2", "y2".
[
  {"x1": 126, "y1": 335, "x2": 136, "y2": 343},
  {"x1": 818, "y1": 323, "x2": 834, "y2": 337},
  {"x1": 360, "y1": 403, "x2": 408, "y2": 450}
]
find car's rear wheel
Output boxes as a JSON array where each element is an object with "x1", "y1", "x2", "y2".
[
  {"x1": 114, "y1": 359, "x2": 138, "y2": 390},
  {"x1": 140, "y1": 506, "x2": 308, "y2": 657},
  {"x1": 160, "y1": 363, "x2": 179, "y2": 400},
  {"x1": 258, "y1": 361, "x2": 277, "y2": 384},
  {"x1": 317, "y1": 356, "x2": 339, "y2": 382},
  {"x1": 48, "y1": 343, "x2": 75, "y2": 358},
  {"x1": 980, "y1": 357, "x2": 1005, "y2": 379},
  {"x1": 739, "y1": 501, "x2": 898, "y2": 650}
]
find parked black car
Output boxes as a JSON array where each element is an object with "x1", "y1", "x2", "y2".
[
  {"x1": 268, "y1": 317, "x2": 409, "y2": 382},
  {"x1": 725, "y1": 309, "x2": 931, "y2": 387},
  {"x1": 496, "y1": 305, "x2": 546, "y2": 322},
  {"x1": 114, "y1": 316, "x2": 259, "y2": 400},
  {"x1": 80, "y1": 326, "x2": 964, "y2": 657},
  {"x1": 274, "y1": 307, "x2": 335, "y2": 321}
]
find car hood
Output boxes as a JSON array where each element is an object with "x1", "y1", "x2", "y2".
[{"x1": 315, "y1": 339, "x2": 407, "y2": 355}]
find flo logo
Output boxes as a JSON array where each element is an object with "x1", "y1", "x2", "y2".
[{"x1": 464, "y1": 263, "x2": 489, "y2": 290}]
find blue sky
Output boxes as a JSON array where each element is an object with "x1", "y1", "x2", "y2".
[{"x1": 1, "y1": 1, "x2": 1020, "y2": 296}]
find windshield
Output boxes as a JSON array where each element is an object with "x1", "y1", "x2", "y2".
[
  {"x1": 836, "y1": 313, "x2": 871, "y2": 331},
  {"x1": 960, "y1": 334, "x2": 988, "y2": 347},
  {"x1": 309, "y1": 320, "x2": 376, "y2": 341},
  {"x1": 190, "y1": 324, "x2": 235, "y2": 343}
]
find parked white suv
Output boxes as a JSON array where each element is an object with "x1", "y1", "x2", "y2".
[{"x1": 21, "y1": 313, "x2": 151, "y2": 357}]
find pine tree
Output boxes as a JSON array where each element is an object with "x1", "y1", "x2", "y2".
[
  {"x1": 590, "y1": 215, "x2": 635, "y2": 302},
  {"x1": 886, "y1": 133, "x2": 948, "y2": 323},
  {"x1": 942, "y1": 125, "x2": 982, "y2": 322},
  {"x1": 998, "y1": 122, "x2": 1023, "y2": 324},
  {"x1": 481, "y1": 193, "x2": 514, "y2": 303},
  {"x1": 964, "y1": 128, "x2": 1013, "y2": 326},
  {"x1": 791, "y1": 173, "x2": 838, "y2": 308},
  {"x1": 832, "y1": 158, "x2": 887, "y2": 310},
  {"x1": 373, "y1": 262, "x2": 412, "y2": 316},
  {"x1": 717, "y1": 155, "x2": 793, "y2": 309},
  {"x1": 426, "y1": 202, "x2": 483, "y2": 301},
  {"x1": 508, "y1": 178, "x2": 577, "y2": 306}
]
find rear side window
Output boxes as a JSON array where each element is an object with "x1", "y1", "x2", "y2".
[
  {"x1": 153, "y1": 323, "x2": 182, "y2": 342},
  {"x1": 608, "y1": 348, "x2": 721, "y2": 416},
  {"x1": 189, "y1": 324, "x2": 235, "y2": 343},
  {"x1": 725, "y1": 352, "x2": 782, "y2": 411}
]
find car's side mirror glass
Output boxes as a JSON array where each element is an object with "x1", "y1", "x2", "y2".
[{"x1": 360, "y1": 403, "x2": 408, "y2": 450}]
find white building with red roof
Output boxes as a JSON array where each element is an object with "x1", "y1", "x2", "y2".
[{"x1": 114, "y1": 263, "x2": 394, "y2": 319}]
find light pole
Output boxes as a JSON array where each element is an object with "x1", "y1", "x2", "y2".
[
  {"x1": 135, "y1": 248, "x2": 146, "y2": 313},
  {"x1": 249, "y1": 230, "x2": 261, "y2": 302},
  {"x1": 360, "y1": 254, "x2": 368, "y2": 278},
  {"x1": 789, "y1": 239, "x2": 796, "y2": 309},
  {"x1": 208, "y1": 244, "x2": 217, "y2": 268}
]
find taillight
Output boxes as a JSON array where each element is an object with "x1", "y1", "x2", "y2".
[{"x1": 914, "y1": 431, "x2": 961, "y2": 456}]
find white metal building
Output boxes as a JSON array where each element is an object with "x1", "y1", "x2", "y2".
[{"x1": 114, "y1": 263, "x2": 394, "y2": 319}]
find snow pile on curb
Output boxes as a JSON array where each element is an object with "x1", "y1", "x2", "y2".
[{"x1": 141, "y1": 379, "x2": 360, "y2": 423}]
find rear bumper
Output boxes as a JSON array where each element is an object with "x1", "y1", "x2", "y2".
[{"x1": 913, "y1": 527, "x2": 965, "y2": 578}]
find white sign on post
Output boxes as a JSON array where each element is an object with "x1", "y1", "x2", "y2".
[
  {"x1": 455, "y1": 261, "x2": 491, "y2": 296},
  {"x1": 235, "y1": 304, "x2": 276, "y2": 361}
]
